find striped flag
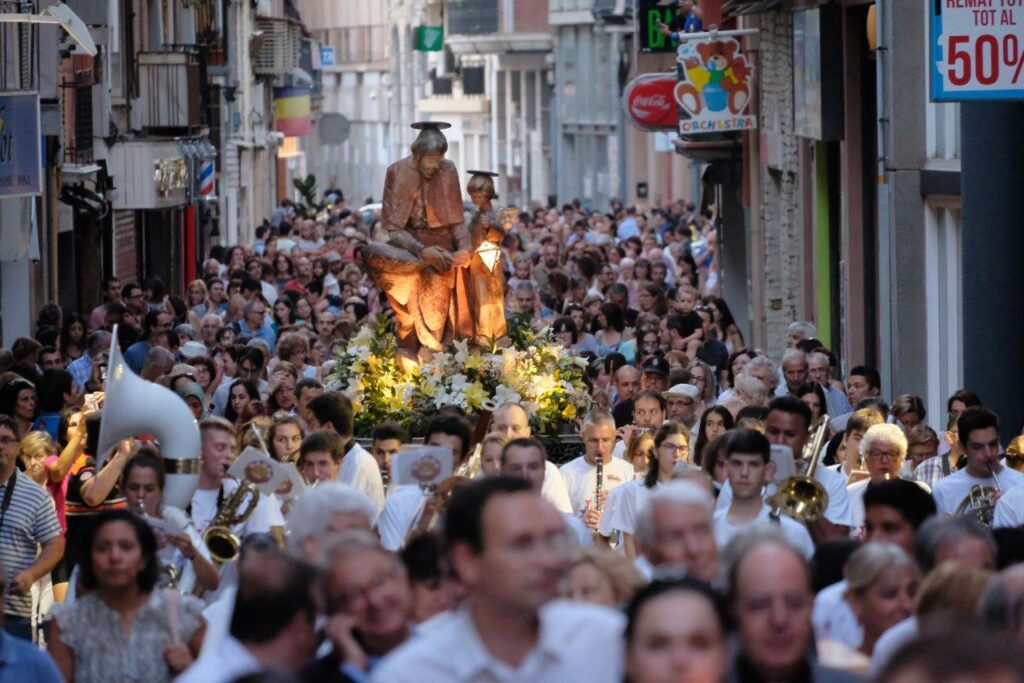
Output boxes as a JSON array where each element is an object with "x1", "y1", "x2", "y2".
[
  {"x1": 273, "y1": 86, "x2": 312, "y2": 137},
  {"x1": 198, "y1": 160, "x2": 215, "y2": 196}
]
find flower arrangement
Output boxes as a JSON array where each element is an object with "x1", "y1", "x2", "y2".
[{"x1": 330, "y1": 316, "x2": 592, "y2": 437}]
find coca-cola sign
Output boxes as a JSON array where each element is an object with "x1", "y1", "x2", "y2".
[{"x1": 623, "y1": 72, "x2": 678, "y2": 131}]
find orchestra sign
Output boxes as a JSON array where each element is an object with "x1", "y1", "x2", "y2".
[
  {"x1": 675, "y1": 35, "x2": 758, "y2": 135},
  {"x1": 622, "y1": 72, "x2": 679, "y2": 132}
]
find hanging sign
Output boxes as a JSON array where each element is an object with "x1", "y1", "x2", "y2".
[
  {"x1": 930, "y1": 0, "x2": 1024, "y2": 101},
  {"x1": 623, "y1": 72, "x2": 679, "y2": 131},
  {"x1": 0, "y1": 92, "x2": 42, "y2": 198},
  {"x1": 675, "y1": 35, "x2": 757, "y2": 135}
]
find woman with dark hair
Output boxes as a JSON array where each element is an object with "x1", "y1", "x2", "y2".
[
  {"x1": 272, "y1": 296, "x2": 297, "y2": 333},
  {"x1": 0, "y1": 377, "x2": 37, "y2": 437},
  {"x1": 633, "y1": 258, "x2": 652, "y2": 283},
  {"x1": 60, "y1": 313, "x2": 88, "y2": 362},
  {"x1": 551, "y1": 316, "x2": 579, "y2": 351},
  {"x1": 637, "y1": 282, "x2": 669, "y2": 317},
  {"x1": 601, "y1": 423, "x2": 691, "y2": 559},
  {"x1": 624, "y1": 578, "x2": 729, "y2": 683},
  {"x1": 708, "y1": 297, "x2": 745, "y2": 353},
  {"x1": 700, "y1": 433, "x2": 732, "y2": 495},
  {"x1": 48, "y1": 509, "x2": 206, "y2": 682},
  {"x1": 593, "y1": 302, "x2": 626, "y2": 357},
  {"x1": 694, "y1": 405, "x2": 734, "y2": 468},
  {"x1": 273, "y1": 253, "x2": 294, "y2": 290},
  {"x1": 224, "y1": 378, "x2": 261, "y2": 425},
  {"x1": 797, "y1": 382, "x2": 829, "y2": 423}
]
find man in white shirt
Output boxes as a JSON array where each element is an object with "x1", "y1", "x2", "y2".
[
  {"x1": 307, "y1": 391, "x2": 386, "y2": 514},
  {"x1": 376, "y1": 415, "x2": 472, "y2": 551},
  {"x1": 611, "y1": 390, "x2": 666, "y2": 460},
  {"x1": 934, "y1": 407, "x2": 1024, "y2": 515},
  {"x1": 501, "y1": 437, "x2": 592, "y2": 546},
  {"x1": 189, "y1": 418, "x2": 285, "y2": 604},
  {"x1": 559, "y1": 409, "x2": 633, "y2": 531},
  {"x1": 371, "y1": 477, "x2": 625, "y2": 683},
  {"x1": 176, "y1": 552, "x2": 319, "y2": 683},
  {"x1": 713, "y1": 429, "x2": 815, "y2": 559},
  {"x1": 491, "y1": 402, "x2": 572, "y2": 514}
]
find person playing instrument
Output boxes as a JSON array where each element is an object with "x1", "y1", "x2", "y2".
[
  {"x1": 846, "y1": 424, "x2": 922, "y2": 538},
  {"x1": 712, "y1": 429, "x2": 815, "y2": 559},
  {"x1": 600, "y1": 423, "x2": 690, "y2": 559},
  {"x1": 376, "y1": 415, "x2": 472, "y2": 551},
  {"x1": 48, "y1": 509, "x2": 206, "y2": 682},
  {"x1": 122, "y1": 450, "x2": 219, "y2": 594},
  {"x1": 830, "y1": 408, "x2": 885, "y2": 483},
  {"x1": 307, "y1": 392, "x2": 385, "y2": 514},
  {"x1": 559, "y1": 410, "x2": 634, "y2": 532},
  {"x1": 189, "y1": 418, "x2": 284, "y2": 603},
  {"x1": 932, "y1": 407, "x2": 1024, "y2": 517}
]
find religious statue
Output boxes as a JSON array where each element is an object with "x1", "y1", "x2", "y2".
[
  {"x1": 364, "y1": 122, "x2": 472, "y2": 355},
  {"x1": 451, "y1": 171, "x2": 508, "y2": 345}
]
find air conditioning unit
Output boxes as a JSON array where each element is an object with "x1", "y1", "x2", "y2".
[{"x1": 253, "y1": 18, "x2": 300, "y2": 75}]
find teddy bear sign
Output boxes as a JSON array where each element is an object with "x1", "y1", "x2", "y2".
[{"x1": 674, "y1": 34, "x2": 758, "y2": 135}]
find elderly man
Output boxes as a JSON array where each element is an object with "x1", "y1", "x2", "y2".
[
  {"x1": 491, "y1": 403, "x2": 572, "y2": 513},
  {"x1": 305, "y1": 530, "x2": 415, "y2": 682},
  {"x1": 726, "y1": 529, "x2": 860, "y2": 683},
  {"x1": 200, "y1": 314, "x2": 223, "y2": 348},
  {"x1": 808, "y1": 352, "x2": 852, "y2": 416},
  {"x1": 559, "y1": 410, "x2": 633, "y2": 531},
  {"x1": 371, "y1": 478, "x2": 625, "y2": 682},
  {"x1": 237, "y1": 300, "x2": 277, "y2": 351},
  {"x1": 786, "y1": 321, "x2": 817, "y2": 348},
  {"x1": 776, "y1": 348, "x2": 810, "y2": 397},
  {"x1": 633, "y1": 480, "x2": 718, "y2": 581}
]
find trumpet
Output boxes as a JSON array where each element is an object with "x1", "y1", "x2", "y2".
[
  {"x1": 955, "y1": 462, "x2": 1001, "y2": 526},
  {"x1": 769, "y1": 415, "x2": 831, "y2": 522},
  {"x1": 203, "y1": 480, "x2": 260, "y2": 565}
]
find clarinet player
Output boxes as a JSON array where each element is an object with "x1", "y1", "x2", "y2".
[{"x1": 559, "y1": 410, "x2": 632, "y2": 534}]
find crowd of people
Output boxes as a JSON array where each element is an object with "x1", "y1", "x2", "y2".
[{"x1": 0, "y1": 192, "x2": 1023, "y2": 683}]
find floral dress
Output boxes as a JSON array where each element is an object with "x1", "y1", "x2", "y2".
[{"x1": 50, "y1": 589, "x2": 204, "y2": 683}]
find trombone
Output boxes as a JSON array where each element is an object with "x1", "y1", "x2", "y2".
[{"x1": 769, "y1": 415, "x2": 831, "y2": 522}]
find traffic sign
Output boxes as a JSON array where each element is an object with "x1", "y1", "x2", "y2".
[{"x1": 931, "y1": 1, "x2": 1024, "y2": 101}]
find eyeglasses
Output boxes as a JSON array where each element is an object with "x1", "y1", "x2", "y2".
[
  {"x1": 660, "y1": 443, "x2": 689, "y2": 455},
  {"x1": 867, "y1": 450, "x2": 899, "y2": 461}
]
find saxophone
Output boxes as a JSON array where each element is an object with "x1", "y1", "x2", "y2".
[{"x1": 202, "y1": 480, "x2": 260, "y2": 565}]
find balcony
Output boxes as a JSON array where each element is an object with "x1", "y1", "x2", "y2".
[
  {"x1": 137, "y1": 51, "x2": 202, "y2": 133},
  {"x1": 60, "y1": 62, "x2": 94, "y2": 166}
]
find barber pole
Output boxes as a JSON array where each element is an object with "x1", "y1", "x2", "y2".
[{"x1": 198, "y1": 159, "x2": 215, "y2": 197}]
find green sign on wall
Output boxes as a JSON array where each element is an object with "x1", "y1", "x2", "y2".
[{"x1": 415, "y1": 26, "x2": 444, "y2": 51}]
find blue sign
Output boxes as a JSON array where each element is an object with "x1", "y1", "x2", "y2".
[
  {"x1": 320, "y1": 46, "x2": 336, "y2": 68},
  {"x1": 0, "y1": 92, "x2": 42, "y2": 197},
  {"x1": 930, "y1": 1, "x2": 1024, "y2": 102}
]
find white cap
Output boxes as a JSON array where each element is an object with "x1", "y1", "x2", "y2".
[
  {"x1": 179, "y1": 341, "x2": 209, "y2": 359},
  {"x1": 663, "y1": 383, "x2": 699, "y2": 400}
]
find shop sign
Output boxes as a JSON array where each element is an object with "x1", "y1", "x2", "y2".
[
  {"x1": 675, "y1": 36, "x2": 758, "y2": 135},
  {"x1": 623, "y1": 73, "x2": 679, "y2": 131},
  {"x1": 931, "y1": 0, "x2": 1024, "y2": 101},
  {"x1": 154, "y1": 157, "x2": 189, "y2": 197},
  {"x1": 637, "y1": 0, "x2": 683, "y2": 53},
  {"x1": 0, "y1": 92, "x2": 42, "y2": 198}
]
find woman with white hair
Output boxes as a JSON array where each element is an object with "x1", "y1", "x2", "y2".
[
  {"x1": 846, "y1": 424, "x2": 912, "y2": 537},
  {"x1": 717, "y1": 372, "x2": 766, "y2": 420}
]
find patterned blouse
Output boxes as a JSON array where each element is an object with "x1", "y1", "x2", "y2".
[{"x1": 51, "y1": 589, "x2": 204, "y2": 683}]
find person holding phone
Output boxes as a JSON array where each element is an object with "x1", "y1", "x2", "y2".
[{"x1": 656, "y1": 0, "x2": 703, "y2": 41}]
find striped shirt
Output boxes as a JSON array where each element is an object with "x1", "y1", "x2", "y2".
[{"x1": 0, "y1": 471, "x2": 62, "y2": 618}]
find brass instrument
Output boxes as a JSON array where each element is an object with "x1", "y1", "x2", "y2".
[
  {"x1": 203, "y1": 480, "x2": 260, "y2": 564},
  {"x1": 161, "y1": 563, "x2": 180, "y2": 589},
  {"x1": 769, "y1": 415, "x2": 831, "y2": 522},
  {"x1": 954, "y1": 462, "x2": 1002, "y2": 526}
]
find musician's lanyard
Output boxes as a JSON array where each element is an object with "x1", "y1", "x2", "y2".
[
  {"x1": 0, "y1": 470, "x2": 17, "y2": 534},
  {"x1": 186, "y1": 485, "x2": 226, "y2": 527}
]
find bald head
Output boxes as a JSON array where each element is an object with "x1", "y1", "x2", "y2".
[
  {"x1": 615, "y1": 365, "x2": 641, "y2": 402},
  {"x1": 493, "y1": 403, "x2": 531, "y2": 439}
]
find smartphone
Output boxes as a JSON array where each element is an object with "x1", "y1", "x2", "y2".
[
  {"x1": 100, "y1": 364, "x2": 109, "y2": 383},
  {"x1": 770, "y1": 444, "x2": 796, "y2": 481}
]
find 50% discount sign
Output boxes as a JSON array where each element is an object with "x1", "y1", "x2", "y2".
[{"x1": 930, "y1": 0, "x2": 1024, "y2": 101}]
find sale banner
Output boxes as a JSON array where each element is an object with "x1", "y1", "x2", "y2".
[{"x1": 931, "y1": 0, "x2": 1024, "y2": 101}]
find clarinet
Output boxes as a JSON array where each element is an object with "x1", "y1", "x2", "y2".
[{"x1": 595, "y1": 459, "x2": 604, "y2": 513}]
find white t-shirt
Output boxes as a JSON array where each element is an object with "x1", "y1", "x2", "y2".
[
  {"x1": 932, "y1": 466, "x2": 1024, "y2": 515},
  {"x1": 847, "y1": 478, "x2": 870, "y2": 538},
  {"x1": 559, "y1": 456, "x2": 634, "y2": 518},
  {"x1": 376, "y1": 484, "x2": 428, "y2": 551},
  {"x1": 339, "y1": 441, "x2": 386, "y2": 518},
  {"x1": 598, "y1": 479, "x2": 651, "y2": 537},
  {"x1": 712, "y1": 503, "x2": 815, "y2": 559},
  {"x1": 715, "y1": 462, "x2": 856, "y2": 527},
  {"x1": 812, "y1": 579, "x2": 863, "y2": 649},
  {"x1": 542, "y1": 461, "x2": 573, "y2": 514},
  {"x1": 993, "y1": 480, "x2": 1024, "y2": 528}
]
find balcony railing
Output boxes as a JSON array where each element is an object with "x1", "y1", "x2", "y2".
[{"x1": 61, "y1": 70, "x2": 94, "y2": 165}]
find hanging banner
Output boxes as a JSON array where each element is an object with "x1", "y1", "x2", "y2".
[
  {"x1": 0, "y1": 92, "x2": 42, "y2": 198},
  {"x1": 623, "y1": 72, "x2": 679, "y2": 131},
  {"x1": 273, "y1": 86, "x2": 312, "y2": 137},
  {"x1": 930, "y1": 0, "x2": 1024, "y2": 101},
  {"x1": 675, "y1": 36, "x2": 757, "y2": 135}
]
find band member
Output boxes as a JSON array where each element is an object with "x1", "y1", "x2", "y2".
[{"x1": 559, "y1": 410, "x2": 633, "y2": 531}]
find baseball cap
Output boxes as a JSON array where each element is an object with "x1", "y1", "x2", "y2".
[
  {"x1": 179, "y1": 341, "x2": 209, "y2": 360},
  {"x1": 642, "y1": 357, "x2": 670, "y2": 377}
]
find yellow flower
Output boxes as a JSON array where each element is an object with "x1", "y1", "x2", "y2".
[
  {"x1": 464, "y1": 354, "x2": 483, "y2": 371},
  {"x1": 465, "y1": 381, "x2": 487, "y2": 409},
  {"x1": 562, "y1": 404, "x2": 577, "y2": 420}
]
